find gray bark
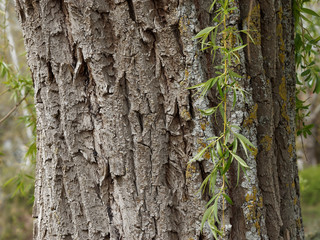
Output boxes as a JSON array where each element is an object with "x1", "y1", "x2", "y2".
[{"x1": 15, "y1": 0, "x2": 304, "y2": 239}]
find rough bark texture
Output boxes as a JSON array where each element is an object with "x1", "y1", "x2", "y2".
[{"x1": 15, "y1": 0, "x2": 304, "y2": 239}]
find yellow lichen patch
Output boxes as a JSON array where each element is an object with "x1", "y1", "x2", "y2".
[
  {"x1": 294, "y1": 196, "x2": 298, "y2": 205},
  {"x1": 254, "y1": 220, "x2": 261, "y2": 235},
  {"x1": 288, "y1": 144, "x2": 293, "y2": 157},
  {"x1": 204, "y1": 151, "x2": 211, "y2": 160},
  {"x1": 200, "y1": 120, "x2": 209, "y2": 131},
  {"x1": 280, "y1": 103, "x2": 291, "y2": 133},
  {"x1": 279, "y1": 77, "x2": 287, "y2": 101},
  {"x1": 243, "y1": 103, "x2": 258, "y2": 127},
  {"x1": 197, "y1": 140, "x2": 210, "y2": 160},
  {"x1": 251, "y1": 146, "x2": 258, "y2": 158},
  {"x1": 199, "y1": 142, "x2": 206, "y2": 148},
  {"x1": 246, "y1": 186, "x2": 258, "y2": 203},
  {"x1": 185, "y1": 68, "x2": 189, "y2": 80},
  {"x1": 286, "y1": 125, "x2": 291, "y2": 134},
  {"x1": 186, "y1": 164, "x2": 196, "y2": 179},
  {"x1": 197, "y1": 138, "x2": 203, "y2": 144},
  {"x1": 179, "y1": 16, "x2": 188, "y2": 34},
  {"x1": 245, "y1": 187, "x2": 263, "y2": 234},
  {"x1": 261, "y1": 135, "x2": 272, "y2": 151},
  {"x1": 281, "y1": 104, "x2": 290, "y2": 123},
  {"x1": 296, "y1": 218, "x2": 302, "y2": 229},
  {"x1": 279, "y1": 51, "x2": 285, "y2": 65},
  {"x1": 266, "y1": 78, "x2": 271, "y2": 86},
  {"x1": 181, "y1": 108, "x2": 192, "y2": 121},
  {"x1": 292, "y1": 181, "x2": 295, "y2": 188},
  {"x1": 256, "y1": 211, "x2": 261, "y2": 220},
  {"x1": 246, "y1": 204, "x2": 257, "y2": 220}
]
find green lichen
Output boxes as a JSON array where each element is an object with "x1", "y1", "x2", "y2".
[
  {"x1": 279, "y1": 76, "x2": 287, "y2": 101},
  {"x1": 243, "y1": 103, "x2": 258, "y2": 127},
  {"x1": 260, "y1": 135, "x2": 272, "y2": 151},
  {"x1": 199, "y1": 119, "x2": 209, "y2": 131},
  {"x1": 245, "y1": 187, "x2": 263, "y2": 236},
  {"x1": 179, "y1": 16, "x2": 187, "y2": 34},
  {"x1": 181, "y1": 108, "x2": 192, "y2": 121},
  {"x1": 186, "y1": 164, "x2": 196, "y2": 179}
]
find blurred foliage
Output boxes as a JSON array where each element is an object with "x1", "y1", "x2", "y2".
[
  {"x1": 0, "y1": 0, "x2": 35, "y2": 239},
  {"x1": 300, "y1": 164, "x2": 320, "y2": 206},
  {"x1": 307, "y1": 232, "x2": 320, "y2": 240},
  {"x1": 0, "y1": 166, "x2": 33, "y2": 240},
  {"x1": 294, "y1": 0, "x2": 320, "y2": 137},
  {"x1": 300, "y1": 164, "x2": 320, "y2": 236}
]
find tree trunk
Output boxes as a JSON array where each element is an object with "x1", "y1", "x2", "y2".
[{"x1": 16, "y1": 0, "x2": 304, "y2": 239}]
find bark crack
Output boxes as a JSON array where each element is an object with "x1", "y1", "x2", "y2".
[{"x1": 126, "y1": 0, "x2": 136, "y2": 22}]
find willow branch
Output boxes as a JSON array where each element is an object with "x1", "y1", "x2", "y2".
[{"x1": 0, "y1": 93, "x2": 29, "y2": 124}]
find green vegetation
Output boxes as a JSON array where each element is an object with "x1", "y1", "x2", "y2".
[
  {"x1": 190, "y1": 0, "x2": 255, "y2": 237},
  {"x1": 300, "y1": 164, "x2": 320, "y2": 236},
  {"x1": 0, "y1": 0, "x2": 35, "y2": 239},
  {"x1": 191, "y1": 0, "x2": 320, "y2": 238}
]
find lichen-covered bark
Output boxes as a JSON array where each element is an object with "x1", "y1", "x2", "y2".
[
  {"x1": 237, "y1": 0, "x2": 304, "y2": 239},
  {"x1": 15, "y1": 0, "x2": 304, "y2": 239}
]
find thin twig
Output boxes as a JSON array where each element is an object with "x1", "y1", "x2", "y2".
[
  {"x1": 0, "y1": 88, "x2": 9, "y2": 97},
  {"x1": 300, "y1": 133, "x2": 310, "y2": 163},
  {"x1": 0, "y1": 93, "x2": 29, "y2": 124},
  {"x1": 247, "y1": 0, "x2": 254, "y2": 62}
]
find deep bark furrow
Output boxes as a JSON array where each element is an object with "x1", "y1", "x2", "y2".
[{"x1": 249, "y1": 0, "x2": 282, "y2": 238}]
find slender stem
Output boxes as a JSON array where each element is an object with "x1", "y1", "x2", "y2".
[
  {"x1": 222, "y1": 1, "x2": 228, "y2": 234},
  {"x1": 0, "y1": 88, "x2": 9, "y2": 97},
  {"x1": 0, "y1": 93, "x2": 29, "y2": 124}
]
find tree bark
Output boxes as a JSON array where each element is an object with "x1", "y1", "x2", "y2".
[{"x1": 16, "y1": 0, "x2": 304, "y2": 239}]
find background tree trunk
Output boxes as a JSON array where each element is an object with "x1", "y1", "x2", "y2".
[{"x1": 16, "y1": 0, "x2": 304, "y2": 239}]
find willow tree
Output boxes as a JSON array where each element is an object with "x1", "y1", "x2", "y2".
[{"x1": 16, "y1": 0, "x2": 304, "y2": 239}]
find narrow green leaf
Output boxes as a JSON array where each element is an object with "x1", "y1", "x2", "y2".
[
  {"x1": 189, "y1": 145, "x2": 210, "y2": 163},
  {"x1": 231, "y1": 152, "x2": 249, "y2": 168},
  {"x1": 229, "y1": 44, "x2": 247, "y2": 53},
  {"x1": 301, "y1": 7, "x2": 320, "y2": 17},
  {"x1": 206, "y1": 191, "x2": 218, "y2": 207},
  {"x1": 229, "y1": 70, "x2": 242, "y2": 79},
  {"x1": 194, "y1": 26, "x2": 215, "y2": 39},
  {"x1": 209, "y1": 171, "x2": 218, "y2": 195},
  {"x1": 200, "y1": 107, "x2": 216, "y2": 116},
  {"x1": 216, "y1": 140, "x2": 223, "y2": 157},
  {"x1": 301, "y1": 69, "x2": 311, "y2": 77},
  {"x1": 222, "y1": 193, "x2": 233, "y2": 204},
  {"x1": 209, "y1": 0, "x2": 217, "y2": 11},
  {"x1": 187, "y1": 82, "x2": 206, "y2": 89},
  {"x1": 213, "y1": 198, "x2": 219, "y2": 223},
  {"x1": 201, "y1": 205, "x2": 215, "y2": 231},
  {"x1": 232, "y1": 138, "x2": 238, "y2": 153},
  {"x1": 234, "y1": 132, "x2": 255, "y2": 148}
]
